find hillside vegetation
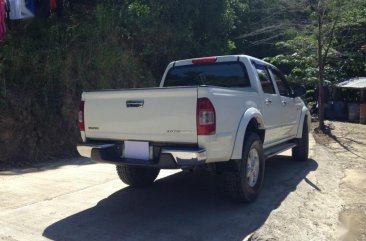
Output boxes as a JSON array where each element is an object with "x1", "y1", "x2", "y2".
[{"x1": 0, "y1": 0, "x2": 365, "y2": 168}]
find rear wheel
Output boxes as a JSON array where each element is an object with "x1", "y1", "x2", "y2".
[
  {"x1": 292, "y1": 120, "x2": 309, "y2": 162},
  {"x1": 116, "y1": 165, "x2": 160, "y2": 187},
  {"x1": 224, "y1": 132, "x2": 265, "y2": 203}
]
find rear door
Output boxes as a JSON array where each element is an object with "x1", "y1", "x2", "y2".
[
  {"x1": 83, "y1": 87, "x2": 198, "y2": 143},
  {"x1": 252, "y1": 61, "x2": 284, "y2": 144},
  {"x1": 268, "y1": 68, "x2": 301, "y2": 138}
]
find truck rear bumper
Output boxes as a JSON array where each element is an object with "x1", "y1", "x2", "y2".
[{"x1": 77, "y1": 142, "x2": 206, "y2": 169}]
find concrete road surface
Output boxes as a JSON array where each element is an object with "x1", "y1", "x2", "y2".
[{"x1": 0, "y1": 134, "x2": 358, "y2": 241}]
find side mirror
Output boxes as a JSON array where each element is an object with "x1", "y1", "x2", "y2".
[{"x1": 293, "y1": 86, "x2": 306, "y2": 97}]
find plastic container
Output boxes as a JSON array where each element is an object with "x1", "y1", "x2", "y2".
[
  {"x1": 347, "y1": 103, "x2": 360, "y2": 122},
  {"x1": 333, "y1": 101, "x2": 346, "y2": 119},
  {"x1": 324, "y1": 102, "x2": 331, "y2": 119}
]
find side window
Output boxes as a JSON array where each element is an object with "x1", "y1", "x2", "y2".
[
  {"x1": 269, "y1": 68, "x2": 292, "y2": 97},
  {"x1": 252, "y1": 62, "x2": 275, "y2": 94}
]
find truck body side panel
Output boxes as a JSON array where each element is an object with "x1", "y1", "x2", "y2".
[{"x1": 197, "y1": 87, "x2": 260, "y2": 163}]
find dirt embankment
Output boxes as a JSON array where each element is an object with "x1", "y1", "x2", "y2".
[{"x1": 0, "y1": 93, "x2": 80, "y2": 169}]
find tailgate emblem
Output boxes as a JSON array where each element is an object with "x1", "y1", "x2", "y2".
[
  {"x1": 167, "y1": 130, "x2": 192, "y2": 134},
  {"x1": 126, "y1": 99, "x2": 144, "y2": 108}
]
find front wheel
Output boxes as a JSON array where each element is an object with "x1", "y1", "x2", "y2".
[
  {"x1": 224, "y1": 132, "x2": 265, "y2": 203},
  {"x1": 116, "y1": 165, "x2": 160, "y2": 187}
]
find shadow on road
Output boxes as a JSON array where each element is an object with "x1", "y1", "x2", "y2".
[{"x1": 43, "y1": 156, "x2": 318, "y2": 241}]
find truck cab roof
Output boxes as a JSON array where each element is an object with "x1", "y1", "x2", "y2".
[{"x1": 171, "y1": 55, "x2": 275, "y2": 69}]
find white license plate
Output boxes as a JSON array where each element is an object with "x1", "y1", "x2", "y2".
[{"x1": 124, "y1": 141, "x2": 149, "y2": 160}]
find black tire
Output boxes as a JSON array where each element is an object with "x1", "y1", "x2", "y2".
[
  {"x1": 292, "y1": 120, "x2": 309, "y2": 162},
  {"x1": 116, "y1": 165, "x2": 160, "y2": 187},
  {"x1": 224, "y1": 132, "x2": 265, "y2": 203}
]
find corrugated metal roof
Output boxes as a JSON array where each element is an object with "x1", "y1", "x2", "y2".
[{"x1": 335, "y1": 77, "x2": 366, "y2": 89}]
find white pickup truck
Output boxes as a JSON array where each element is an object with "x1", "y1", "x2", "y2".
[{"x1": 77, "y1": 55, "x2": 310, "y2": 203}]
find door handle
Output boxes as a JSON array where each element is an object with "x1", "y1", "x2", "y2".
[
  {"x1": 265, "y1": 98, "x2": 272, "y2": 105},
  {"x1": 126, "y1": 99, "x2": 144, "y2": 108},
  {"x1": 282, "y1": 100, "x2": 287, "y2": 106}
]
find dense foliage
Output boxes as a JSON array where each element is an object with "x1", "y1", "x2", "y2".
[
  {"x1": 0, "y1": 0, "x2": 365, "y2": 167},
  {"x1": 265, "y1": 0, "x2": 366, "y2": 91}
]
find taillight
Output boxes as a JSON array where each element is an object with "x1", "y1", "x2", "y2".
[
  {"x1": 79, "y1": 101, "x2": 85, "y2": 131},
  {"x1": 192, "y1": 57, "x2": 217, "y2": 64},
  {"x1": 197, "y1": 98, "x2": 216, "y2": 135}
]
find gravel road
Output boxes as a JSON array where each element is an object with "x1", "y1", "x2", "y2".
[{"x1": 0, "y1": 123, "x2": 365, "y2": 241}]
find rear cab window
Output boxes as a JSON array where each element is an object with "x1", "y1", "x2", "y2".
[{"x1": 163, "y1": 62, "x2": 250, "y2": 88}]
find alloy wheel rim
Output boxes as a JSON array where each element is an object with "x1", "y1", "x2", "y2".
[{"x1": 246, "y1": 147, "x2": 260, "y2": 187}]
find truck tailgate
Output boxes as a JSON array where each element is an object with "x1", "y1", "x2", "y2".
[{"x1": 83, "y1": 87, "x2": 198, "y2": 143}]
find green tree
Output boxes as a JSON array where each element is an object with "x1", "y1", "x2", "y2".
[
  {"x1": 309, "y1": 0, "x2": 343, "y2": 130},
  {"x1": 263, "y1": 0, "x2": 366, "y2": 130}
]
